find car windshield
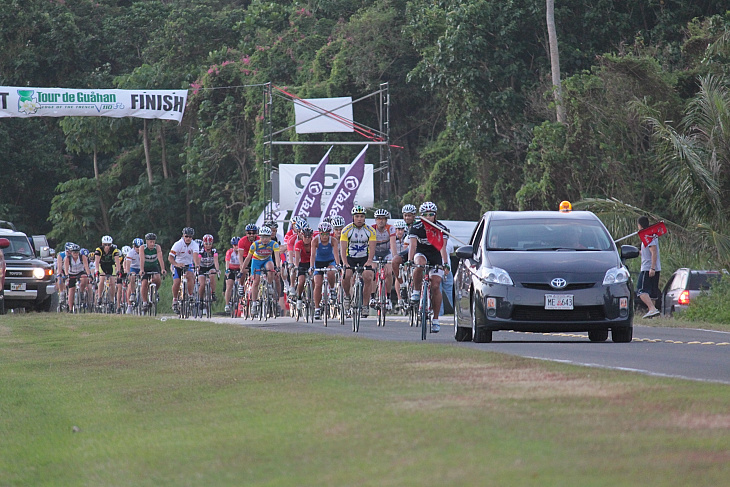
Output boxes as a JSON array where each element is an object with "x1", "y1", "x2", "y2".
[
  {"x1": 486, "y1": 218, "x2": 614, "y2": 251},
  {"x1": 2, "y1": 236, "x2": 35, "y2": 258}
]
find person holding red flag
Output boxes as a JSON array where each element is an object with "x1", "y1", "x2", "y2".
[
  {"x1": 408, "y1": 202, "x2": 450, "y2": 333},
  {"x1": 636, "y1": 215, "x2": 661, "y2": 318}
]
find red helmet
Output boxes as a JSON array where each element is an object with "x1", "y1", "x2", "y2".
[{"x1": 202, "y1": 234, "x2": 214, "y2": 245}]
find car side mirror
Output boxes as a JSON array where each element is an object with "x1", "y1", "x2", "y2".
[
  {"x1": 455, "y1": 245, "x2": 474, "y2": 260},
  {"x1": 620, "y1": 245, "x2": 639, "y2": 260},
  {"x1": 40, "y1": 247, "x2": 53, "y2": 258},
  {"x1": 0, "y1": 238, "x2": 9, "y2": 249}
]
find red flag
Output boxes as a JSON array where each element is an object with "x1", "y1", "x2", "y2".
[{"x1": 638, "y1": 221, "x2": 668, "y2": 246}]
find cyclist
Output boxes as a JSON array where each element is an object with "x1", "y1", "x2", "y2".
[
  {"x1": 284, "y1": 216, "x2": 306, "y2": 295},
  {"x1": 169, "y1": 227, "x2": 200, "y2": 313},
  {"x1": 392, "y1": 204, "x2": 417, "y2": 304},
  {"x1": 340, "y1": 205, "x2": 377, "y2": 318},
  {"x1": 293, "y1": 227, "x2": 315, "y2": 312},
  {"x1": 140, "y1": 233, "x2": 166, "y2": 312},
  {"x1": 125, "y1": 238, "x2": 144, "y2": 309},
  {"x1": 264, "y1": 219, "x2": 286, "y2": 313},
  {"x1": 64, "y1": 243, "x2": 91, "y2": 312},
  {"x1": 56, "y1": 242, "x2": 73, "y2": 310},
  {"x1": 372, "y1": 209, "x2": 397, "y2": 310},
  {"x1": 310, "y1": 221, "x2": 340, "y2": 320},
  {"x1": 224, "y1": 237, "x2": 241, "y2": 314},
  {"x1": 197, "y1": 234, "x2": 220, "y2": 304},
  {"x1": 241, "y1": 226, "x2": 280, "y2": 316},
  {"x1": 237, "y1": 223, "x2": 259, "y2": 287},
  {"x1": 408, "y1": 202, "x2": 450, "y2": 333},
  {"x1": 94, "y1": 235, "x2": 122, "y2": 311},
  {"x1": 119, "y1": 245, "x2": 132, "y2": 312}
]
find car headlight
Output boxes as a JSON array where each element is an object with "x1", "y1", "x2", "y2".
[
  {"x1": 481, "y1": 266, "x2": 514, "y2": 285},
  {"x1": 603, "y1": 266, "x2": 630, "y2": 285},
  {"x1": 32, "y1": 268, "x2": 45, "y2": 279}
]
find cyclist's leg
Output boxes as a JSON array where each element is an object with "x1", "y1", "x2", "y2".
[
  {"x1": 430, "y1": 274, "x2": 443, "y2": 321},
  {"x1": 411, "y1": 255, "x2": 426, "y2": 299},
  {"x1": 313, "y1": 273, "x2": 323, "y2": 308},
  {"x1": 185, "y1": 269, "x2": 196, "y2": 299}
]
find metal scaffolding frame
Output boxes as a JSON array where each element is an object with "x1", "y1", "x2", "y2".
[{"x1": 262, "y1": 82, "x2": 391, "y2": 212}]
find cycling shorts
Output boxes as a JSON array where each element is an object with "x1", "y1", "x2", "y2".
[
  {"x1": 252, "y1": 258, "x2": 273, "y2": 276},
  {"x1": 173, "y1": 265, "x2": 194, "y2": 279}
]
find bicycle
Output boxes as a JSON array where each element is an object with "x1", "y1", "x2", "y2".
[
  {"x1": 373, "y1": 258, "x2": 391, "y2": 327},
  {"x1": 175, "y1": 268, "x2": 193, "y2": 319},
  {"x1": 256, "y1": 269, "x2": 277, "y2": 321},
  {"x1": 313, "y1": 266, "x2": 337, "y2": 327},
  {"x1": 97, "y1": 275, "x2": 116, "y2": 314},
  {"x1": 57, "y1": 277, "x2": 68, "y2": 313},
  {"x1": 412, "y1": 263, "x2": 445, "y2": 340},
  {"x1": 346, "y1": 265, "x2": 370, "y2": 333},
  {"x1": 141, "y1": 272, "x2": 161, "y2": 316},
  {"x1": 301, "y1": 272, "x2": 314, "y2": 323},
  {"x1": 196, "y1": 270, "x2": 216, "y2": 319}
]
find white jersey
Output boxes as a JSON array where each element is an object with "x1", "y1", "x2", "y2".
[
  {"x1": 126, "y1": 248, "x2": 141, "y2": 270},
  {"x1": 67, "y1": 255, "x2": 85, "y2": 275},
  {"x1": 169, "y1": 238, "x2": 199, "y2": 266}
]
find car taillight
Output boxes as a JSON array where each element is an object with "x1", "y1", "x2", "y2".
[{"x1": 678, "y1": 290, "x2": 690, "y2": 306}]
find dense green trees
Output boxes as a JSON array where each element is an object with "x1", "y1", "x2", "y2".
[{"x1": 1, "y1": 1, "x2": 730, "y2": 266}]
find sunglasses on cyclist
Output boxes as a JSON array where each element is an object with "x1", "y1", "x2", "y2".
[
  {"x1": 183, "y1": 235, "x2": 193, "y2": 239},
  {"x1": 246, "y1": 232, "x2": 256, "y2": 235},
  {"x1": 421, "y1": 212, "x2": 436, "y2": 217}
]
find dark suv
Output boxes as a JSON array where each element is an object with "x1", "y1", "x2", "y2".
[
  {"x1": 0, "y1": 221, "x2": 57, "y2": 313},
  {"x1": 661, "y1": 268, "x2": 725, "y2": 316}
]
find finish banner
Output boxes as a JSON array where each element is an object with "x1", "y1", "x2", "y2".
[{"x1": 0, "y1": 86, "x2": 188, "y2": 122}]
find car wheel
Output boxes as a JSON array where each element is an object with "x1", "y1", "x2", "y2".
[
  {"x1": 454, "y1": 312, "x2": 472, "y2": 342},
  {"x1": 611, "y1": 327, "x2": 633, "y2": 343},
  {"x1": 471, "y1": 296, "x2": 492, "y2": 343},
  {"x1": 588, "y1": 330, "x2": 608, "y2": 342}
]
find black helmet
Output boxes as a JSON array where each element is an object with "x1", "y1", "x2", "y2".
[
  {"x1": 145, "y1": 232, "x2": 157, "y2": 241},
  {"x1": 182, "y1": 227, "x2": 195, "y2": 237}
]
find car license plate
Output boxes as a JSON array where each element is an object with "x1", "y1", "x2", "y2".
[
  {"x1": 545, "y1": 294, "x2": 573, "y2": 310},
  {"x1": 11, "y1": 283, "x2": 26, "y2": 291}
]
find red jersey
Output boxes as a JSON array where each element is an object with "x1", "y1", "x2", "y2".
[
  {"x1": 294, "y1": 239, "x2": 313, "y2": 264},
  {"x1": 237, "y1": 236, "x2": 258, "y2": 258}
]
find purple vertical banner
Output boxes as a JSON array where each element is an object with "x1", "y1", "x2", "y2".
[
  {"x1": 322, "y1": 145, "x2": 368, "y2": 221},
  {"x1": 292, "y1": 146, "x2": 332, "y2": 219}
]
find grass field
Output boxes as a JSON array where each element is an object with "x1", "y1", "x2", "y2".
[{"x1": 2, "y1": 314, "x2": 730, "y2": 487}]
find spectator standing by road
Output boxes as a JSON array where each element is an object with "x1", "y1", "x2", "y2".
[{"x1": 637, "y1": 216, "x2": 661, "y2": 318}]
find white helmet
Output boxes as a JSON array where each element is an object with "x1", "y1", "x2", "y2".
[
  {"x1": 374, "y1": 209, "x2": 390, "y2": 218},
  {"x1": 121, "y1": 245, "x2": 132, "y2": 255},
  {"x1": 419, "y1": 201, "x2": 437, "y2": 214},
  {"x1": 402, "y1": 204, "x2": 417, "y2": 215},
  {"x1": 318, "y1": 221, "x2": 333, "y2": 233},
  {"x1": 101, "y1": 235, "x2": 113, "y2": 244},
  {"x1": 394, "y1": 220, "x2": 408, "y2": 229},
  {"x1": 331, "y1": 215, "x2": 346, "y2": 228},
  {"x1": 258, "y1": 226, "x2": 272, "y2": 236}
]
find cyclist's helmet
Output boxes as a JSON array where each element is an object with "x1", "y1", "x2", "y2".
[
  {"x1": 245, "y1": 223, "x2": 258, "y2": 233},
  {"x1": 182, "y1": 227, "x2": 195, "y2": 237},
  {"x1": 301, "y1": 228, "x2": 314, "y2": 237},
  {"x1": 402, "y1": 204, "x2": 417, "y2": 215},
  {"x1": 258, "y1": 226, "x2": 272, "y2": 236},
  {"x1": 64, "y1": 242, "x2": 74, "y2": 252},
  {"x1": 374, "y1": 208, "x2": 390, "y2": 219},
  {"x1": 394, "y1": 220, "x2": 408, "y2": 229},
  {"x1": 101, "y1": 235, "x2": 113, "y2": 244},
  {"x1": 80, "y1": 248, "x2": 89, "y2": 257},
  {"x1": 331, "y1": 215, "x2": 346, "y2": 228},
  {"x1": 318, "y1": 221, "x2": 333, "y2": 233},
  {"x1": 351, "y1": 205, "x2": 366, "y2": 215},
  {"x1": 298, "y1": 220, "x2": 310, "y2": 230},
  {"x1": 121, "y1": 245, "x2": 132, "y2": 255},
  {"x1": 264, "y1": 219, "x2": 277, "y2": 229},
  {"x1": 419, "y1": 201, "x2": 438, "y2": 214},
  {"x1": 145, "y1": 233, "x2": 157, "y2": 241},
  {"x1": 230, "y1": 236, "x2": 240, "y2": 246},
  {"x1": 322, "y1": 215, "x2": 332, "y2": 224},
  {"x1": 133, "y1": 238, "x2": 144, "y2": 248},
  {"x1": 69, "y1": 243, "x2": 81, "y2": 252},
  {"x1": 202, "y1": 234, "x2": 214, "y2": 245}
]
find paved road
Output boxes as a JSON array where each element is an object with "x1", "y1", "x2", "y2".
[{"x1": 203, "y1": 313, "x2": 730, "y2": 385}]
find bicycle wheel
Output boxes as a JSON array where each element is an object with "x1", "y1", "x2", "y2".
[
  {"x1": 352, "y1": 279, "x2": 362, "y2": 333},
  {"x1": 377, "y1": 279, "x2": 387, "y2": 327},
  {"x1": 204, "y1": 281, "x2": 212, "y2": 319},
  {"x1": 150, "y1": 284, "x2": 158, "y2": 316},
  {"x1": 420, "y1": 285, "x2": 429, "y2": 340},
  {"x1": 338, "y1": 282, "x2": 346, "y2": 326},
  {"x1": 321, "y1": 281, "x2": 329, "y2": 327}
]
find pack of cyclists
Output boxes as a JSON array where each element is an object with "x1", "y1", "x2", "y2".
[{"x1": 54, "y1": 201, "x2": 450, "y2": 332}]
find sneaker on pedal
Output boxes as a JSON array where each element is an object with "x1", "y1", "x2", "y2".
[
  {"x1": 400, "y1": 285, "x2": 408, "y2": 301},
  {"x1": 314, "y1": 308, "x2": 321, "y2": 320},
  {"x1": 129, "y1": 293, "x2": 136, "y2": 303},
  {"x1": 251, "y1": 302, "x2": 259, "y2": 315},
  {"x1": 362, "y1": 307, "x2": 369, "y2": 318},
  {"x1": 344, "y1": 296, "x2": 351, "y2": 309},
  {"x1": 410, "y1": 291, "x2": 421, "y2": 303},
  {"x1": 297, "y1": 299, "x2": 304, "y2": 311},
  {"x1": 369, "y1": 298, "x2": 378, "y2": 308},
  {"x1": 172, "y1": 300, "x2": 180, "y2": 313},
  {"x1": 212, "y1": 293, "x2": 217, "y2": 302},
  {"x1": 431, "y1": 321, "x2": 440, "y2": 333},
  {"x1": 142, "y1": 302, "x2": 149, "y2": 312},
  {"x1": 386, "y1": 300, "x2": 393, "y2": 311},
  {"x1": 224, "y1": 304, "x2": 231, "y2": 313}
]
